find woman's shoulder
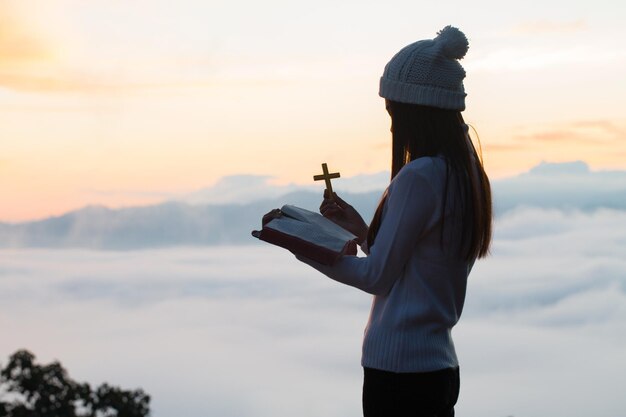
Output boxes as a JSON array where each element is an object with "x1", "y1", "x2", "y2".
[
  {"x1": 387, "y1": 156, "x2": 447, "y2": 197},
  {"x1": 398, "y1": 156, "x2": 446, "y2": 180}
]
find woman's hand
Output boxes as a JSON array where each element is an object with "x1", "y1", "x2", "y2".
[
  {"x1": 320, "y1": 190, "x2": 368, "y2": 244},
  {"x1": 262, "y1": 208, "x2": 282, "y2": 226}
]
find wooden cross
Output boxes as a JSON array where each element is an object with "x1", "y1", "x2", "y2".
[{"x1": 313, "y1": 163, "x2": 340, "y2": 198}]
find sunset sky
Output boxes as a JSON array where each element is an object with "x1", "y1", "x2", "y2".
[{"x1": 1, "y1": 0, "x2": 625, "y2": 221}]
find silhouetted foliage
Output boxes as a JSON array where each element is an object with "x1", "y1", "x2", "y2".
[{"x1": 0, "y1": 350, "x2": 150, "y2": 417}]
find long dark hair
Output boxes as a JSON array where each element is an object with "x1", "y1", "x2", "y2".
[{"x1": 366, "y1": 101, "x2": 492, "y2": 260}]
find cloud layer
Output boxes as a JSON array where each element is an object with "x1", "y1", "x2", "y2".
[
  {"x1": 1, "y1": 206, "x2": 625, "y2": 417},
  {"x1": 1, "y1": 161, "x2": 625, "y2": 249}
]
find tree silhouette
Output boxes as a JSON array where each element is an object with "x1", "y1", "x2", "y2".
[{"x1": 0, "y1": 350, "x2": 150, "y2": 417}]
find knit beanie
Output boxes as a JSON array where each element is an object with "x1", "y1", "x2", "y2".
[{"x1": 379, "y1": 26, "x2": 469, "y2": 111}]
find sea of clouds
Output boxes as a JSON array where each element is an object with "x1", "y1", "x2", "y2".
[
  {"x1": 1, "y1": 161, "x2": 625, "y2": 416},
  {"x1": 1, "y1": 205, "x2": 626, "y2": 417},
  {"x1": 1, "y1": 161, "x2": 625, "y2": 249}
]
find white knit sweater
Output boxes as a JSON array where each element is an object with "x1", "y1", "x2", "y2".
[{"x1": 297, "y1": 156, "x2": 473, "y2": 373}]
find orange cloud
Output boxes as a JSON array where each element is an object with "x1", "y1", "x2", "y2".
[
  {"x1": 516, "y1": 130, "x2": 579, "y2": 142},
  {"x1": 0, "y1": 4, "x2": 216, "y2": 94},
  {"x1": 481, "y1": 118, "x2": 626, "y2": 177},
  {"x1": 513, "y1": 119, "x2": 624, "y2": 145},
  {"x1": 0, "y1": 3, "x2": 61, "y2": 92},
  {"x1": 483, "y1": 143, "x2": 526, "y2": 152},
  {"x1": 571, "y1": 120, "x2": 625, "y2": 137},
  {"x1": 0, "y1": 5, "x2": 50, "y2": 65},
  {"x1": 0, "y1": 72, "x2": 76, "y2": 92}
]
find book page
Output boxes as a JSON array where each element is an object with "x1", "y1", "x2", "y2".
[{"x1": 280, "y1": 205, "x2": 356, "y2": 242}]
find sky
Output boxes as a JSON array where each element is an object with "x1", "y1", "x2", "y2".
[
  {"x1": 1, "y1": 0, "x2": 626, "y2": 221},
  {"x1": 2, "y1": 3, "x2": 626, "y2": 415},
  {"x1": 1, "y1": 206, "x2": 625, "y2": 416}
]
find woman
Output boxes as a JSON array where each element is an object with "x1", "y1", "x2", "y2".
[{"x1": 294, "y1": 26, "x2": 492, "y2": 416}]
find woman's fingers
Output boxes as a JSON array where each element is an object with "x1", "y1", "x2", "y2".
[
  {"x1": 320, "y1": 190, "x2": 351, "y2": 219},
  {"x1": 320, "y1": 201, "x2": 342, "y2": 217},
  {"x1": 262, "y1": 208, "x2": 282, "y2": 225},
  {"x1": 321, "y1": 205, "x2": 341, "y2": 218},
  {"x1": 320, "y1": 197, "x2": 339, "y2": 211},
  {"x1": 332, "y1": 192, "x2": 350, "y2": 209}
]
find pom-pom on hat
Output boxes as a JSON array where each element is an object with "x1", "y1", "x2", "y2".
[{"x1": 379, "y1": 26, "x2": 469, "y2": 111}]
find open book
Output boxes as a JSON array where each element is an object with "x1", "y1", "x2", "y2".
[{"x1": 251, "y1": 205, "x2": 358, "y2": 265}]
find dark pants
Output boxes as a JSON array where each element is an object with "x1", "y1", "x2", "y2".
[{"x1": 362, "y1": 366, "x2": 460, "y2": 417}]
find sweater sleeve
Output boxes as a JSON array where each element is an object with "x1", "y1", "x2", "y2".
[{"x1": 297, "y1": 161, "x2": 439, "y2": 295}]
